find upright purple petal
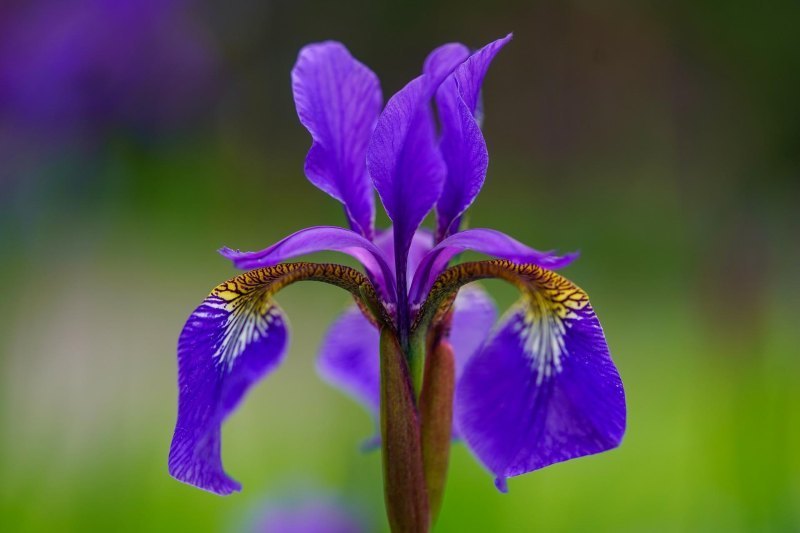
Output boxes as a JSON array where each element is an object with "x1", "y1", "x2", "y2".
[
  {"x1": 435, "y1": 91, "x2": 487, "y2": 239},
  {"x1": 367, "y1": 73, "x2": 445, "y2": 262},
  {"x1": 292, "y1": 42, "x2": 381, "y2": 237},
  {"x1": 422, "y1": 43, "x2": 469, "y2": 84},
  {"x1": 169, "y1": 271, "x2": 291, "y2": 494},
  {"x1": 365, "y1": 44, "x2": 466, "y2": 260},
  {"x1": 449, "y1": 34, "x2": 512, "y2": 118},
  {"x1": 219, "y1": 226, "x2": 396, "y2": 302},
  {"x1": 410, "y1": 228, "x2": 579, "y2": 304},
  {"x1": 435, "y1": 35, "x2": 513, "y2": 239},
  {"x1": 316, "y1": 306, "x2": 380, "y2": 416},
  {"x1": 455, "y1": 269, "x2": 626, "y2": 492}
]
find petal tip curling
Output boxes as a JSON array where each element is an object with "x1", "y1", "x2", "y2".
[
  {"x1": 543, "y1": 249, "x2": 581, "y2": 269},
  {"x1": 217, "y1": 246, "x2": 238, "y2": 259},
  {"x1": 167, "y1": 467, "x2": 242, "y2": 496},
  {"x1": 168, "y1": 435, "x2": 243, "y2": 496}
]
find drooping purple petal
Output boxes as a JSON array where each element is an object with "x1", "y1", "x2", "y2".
[
  {"x1": 169, "y1": 263, "x2": 375, "y2": 494},
  {"x1": 435, "y1": 35, "x2": 512, "y2": 239},
  {"x1": 219, "y1": 226, "x2": 396, "y2": 302},
  {"x1": 292, "y1": 42, "x2": 381, "y2": 238},
  {"x1": 409, "y1": 228, "x2": 579, "y2": 304},
  {"x1": 316, "y1": 306, "x2": 380, "y2": 416},
  {"x1": 169, "y1": 272, "x2": 291, "y2": 494},
  {"x1": 455, "y1": 270, "x2": 626, "y2": 492}
]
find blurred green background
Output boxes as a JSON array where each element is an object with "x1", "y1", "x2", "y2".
[{"x1": 1, "y1": 0, "x2": 798, "y2": 531}]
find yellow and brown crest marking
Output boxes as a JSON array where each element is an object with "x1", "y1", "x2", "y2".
[
  {"x1": 204, "y1": 262, "x2": 382, "y2": 370},
  {"x1": 414, "y1": 260, "x2": 591, "y2": 382}
]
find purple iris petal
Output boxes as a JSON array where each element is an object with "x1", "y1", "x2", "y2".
[
  {"x1": 447, "y1": 285, "x2": 497, "y2": 440},
  {"x1": 169, "y1": 284, "x2": 289, "y2": 494},
  {"x1": 219, "y1": 226, "x2": 396, "y2": 302},
  {"x1": 435, "y1": 35, "x2": 512, "y2": 239},
  {"x1": 447, "y1": 34, "x2": 512, "y2": 120},
  {"x1": 422, "y1": 43, "x2": 469, "y2": 84},
  {"x1": 366, "y1": 72, "x2": 444, "y2": 265},
  {"x1": 456, "y1": 281, "x2": 626, "y2": 492},
  {"x1": 367, "y1": 55, "x2": 464, "y2": 336},
  {"x1": 373, "y1": 227, "x2": 434, "y2": 282},
  {"x1": 366, "y1": 43, "x2": 468, "y2": 260},
  {"x1": 292, "y1": 42, "x2": 381, "y2": 238},
  {"x1": 314, "y1": 229, "x2": 436, "y2": 420},
  {"x1": 316, "y1": 306, "x2": 380, "y2": 416},
  {"x1": 315, "y1": 286, "x2": 495, "y2": 436},
  {"x1": 449, "y1": 285, "x2": 497, "y2": 381},
  {"x1": 409, "y1": 228, "x2": 579, "y2": 304}
]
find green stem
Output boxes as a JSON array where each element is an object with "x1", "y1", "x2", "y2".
[{"x1": 407, "y1": 331, "x2": 427, "y2": 398}]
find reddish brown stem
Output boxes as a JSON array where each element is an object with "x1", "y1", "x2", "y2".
[
  {"x1": 380, "y1": 328, "x2": 430, "y2": 533},
  {"x1": 419, "y1": 338, "x2": 455, "y2": 524}
]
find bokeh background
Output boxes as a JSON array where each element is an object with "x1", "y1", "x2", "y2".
[{"x1": 1, "y1": 0, "x2": 798, "y2": 531}]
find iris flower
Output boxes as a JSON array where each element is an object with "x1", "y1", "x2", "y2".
[{"x1": 169, "y1": 34, "x2": 625, "y2": 531}]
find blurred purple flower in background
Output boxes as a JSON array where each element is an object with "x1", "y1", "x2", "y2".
[
  {"x1": 251, "y1": 491, "x2": 368, "y2": 533},
  {"x1": 0, "y1": 0, "x2": 220, "y2": 204}
]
